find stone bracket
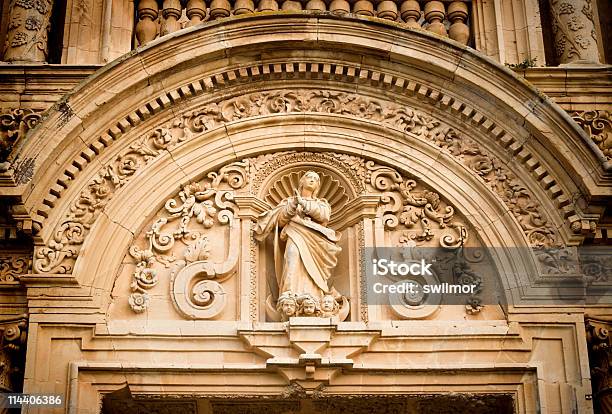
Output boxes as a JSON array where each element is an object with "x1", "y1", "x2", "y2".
[{"x1": 240, "y1": 319, "x2": 380, "y2": 384}]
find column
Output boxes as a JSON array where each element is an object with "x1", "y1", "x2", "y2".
[
  {"x1": 548, "y1": 0, "x2": 601, "y2": 64},
  {"x1": 3, "y1": 0, "x2": 54, "y2": 62}
]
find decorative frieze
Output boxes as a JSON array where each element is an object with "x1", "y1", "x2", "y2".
[
  {"x1": 3, "y1": 0, "x2": 54, "y2": 62},
  {"x1": 571, "y1": 110, "x2": 611, "y2": 159}
]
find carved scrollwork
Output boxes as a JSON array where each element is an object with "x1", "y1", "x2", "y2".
[
  {"x1": 34, "y1": 126, "x2": 187, "y2": 274},
  {"x1": 366, "y1": 161, "x2": 467, "y2": 249},
  {"x1": 0, "y1": 254, "x2": 30, "y2": 283},
  {"x1": 0, "y1": 314, "x2": 28, "y2": 392},
  {"x1": 571, "y1": 110, "x2": 611, "y2": 160},
  {"x1": 128, "y1": 161, "x2": 247, "y2": 315}
]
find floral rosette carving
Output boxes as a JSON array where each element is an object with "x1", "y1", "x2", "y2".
[{"x1": 127, "y1": 161, "x2": 248, "y2": 313}]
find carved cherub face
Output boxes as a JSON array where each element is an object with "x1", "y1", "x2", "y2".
[
  {"x1": 281, "y1": 299, "x2": 297, "y2": 317},
  {"x1": 321, "y1": 295, "x2": 336, "y2": 312},
  {"x1": 299, "y1": 171, "x2": 320, "y2": 196},
  {"x1": 302, "y1": 298, "x2": 316, "y2": 315}
]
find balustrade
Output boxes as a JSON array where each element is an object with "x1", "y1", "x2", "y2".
[{"x1": 135, "y1": 0, "x2": 472, "y2": 46}]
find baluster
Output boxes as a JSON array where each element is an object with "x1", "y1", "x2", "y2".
[
  {"x1": 306, "y1": 0, "x2": 326, "y2": 11},
  {"x1": 136, "y1": 0, "x2": 159, "y2": 46},
  {"x1": 447, "y1": 1, "x2": 469, "y2": 44},
  {"x1": 377, "y1": 0, "x2": 398, "y2": 20},
  {"x1": 235, "y1": 0, "x2": 255, "y2": 14},
  {"x1": 353, "y1": 0, "x2": 374, "y2": 16},
  {"x1": 258, "y1": 0, "x2": 279, "y2": 11},
  {"x1": 424, "y1": 1, "x2": 447, "y2": 36},
  {"x1": 161, "y1": 0, "x2": 182, "y2": 35},
  {"x1": 400, "y1": 0, "x2": 421, "y2": 29},
  {"x1": 281, "y1": 0, "x2": 303, "y2": 10},
  {"x1": 329, "y1": 0, "x2": 350, "y2": 15},
  {"x1": 187, "y1": 0, "x2": 207, "y2": 24},
  {"x1": 211, "y1": 0, "x2": 232, "y2": 18}
]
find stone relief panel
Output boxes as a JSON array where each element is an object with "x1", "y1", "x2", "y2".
[
  {"x1": 111, "y1": 150, "x2": 502, "y2": 322},
  {"x1": 35, "y1": 89, "x2": 563, "y2": 278}
]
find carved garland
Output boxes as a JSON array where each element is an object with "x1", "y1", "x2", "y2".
[{"x1": 34, "y1": 90, "x2": 560, "y2": 274}]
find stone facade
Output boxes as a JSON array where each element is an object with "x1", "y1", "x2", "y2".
[{"x1": 0, "y1": 1, "x2": 610, "y2": 413}]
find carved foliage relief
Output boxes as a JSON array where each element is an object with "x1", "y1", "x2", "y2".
[
  {"x1": 3, "y1": 0, "x2": 53, "y2": 62},
  {"x1": 549, "y1": 0, "x2": 600, "y2": 63},
  {"x1": 34, "y1": 89, "x2": 560, "y2": 276}
]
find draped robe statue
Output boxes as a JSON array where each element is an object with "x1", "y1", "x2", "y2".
[{"x1": 255, "y1": 171, "x2": 342, "y2": 301}]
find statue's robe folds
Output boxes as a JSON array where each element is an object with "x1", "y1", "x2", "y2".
[{"x1": 255, "y1": 198, "x2": 341, "y2": 298}]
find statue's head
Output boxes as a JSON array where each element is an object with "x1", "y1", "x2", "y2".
[
  {"x1": 277, "y1": 291, "x2": 297, "y2": 317},
  {"x1": 298, "y1": 171, "x2": 321, "y2": 198},
  {"x1": 298, "y1": 294, "x2": 320, "y2": 316},
  {"x1": 321, "y1": 294, "x2": 338, "y2": 313}
]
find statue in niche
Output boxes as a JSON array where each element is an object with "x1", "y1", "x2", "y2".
[{"x1": 256, "y1": 171, "x2": 348, "y2": 321}]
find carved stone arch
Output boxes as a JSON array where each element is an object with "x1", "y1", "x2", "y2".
[
  {"x1": 53, "y1": 116, "x2": 544, "y2": 321},
  {"x1": 10, "y1": 17, "x2": 606, "y2": 255}
]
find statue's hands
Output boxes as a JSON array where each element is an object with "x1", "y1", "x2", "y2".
[{"x1": 294, "y1": 190, "x2": 306, "y2": 207}]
